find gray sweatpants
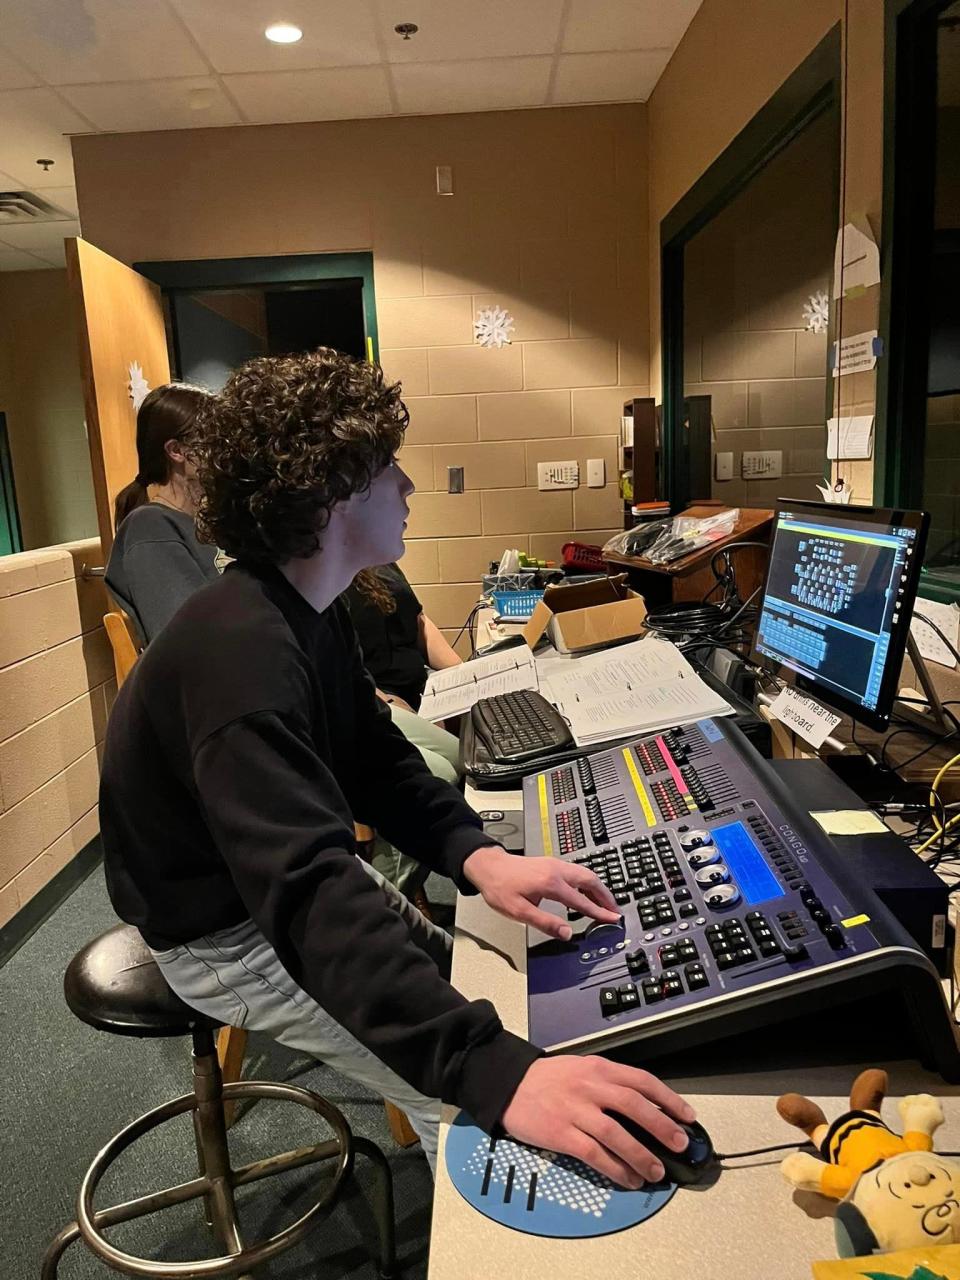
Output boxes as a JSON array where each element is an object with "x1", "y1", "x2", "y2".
[{"x1": 148, "y1": 862, "x2": 450, "y2": 1170}]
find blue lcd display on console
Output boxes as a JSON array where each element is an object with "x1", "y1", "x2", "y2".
[{"x1": 711, "y1": 822, "x2": 784, "y2": 906}]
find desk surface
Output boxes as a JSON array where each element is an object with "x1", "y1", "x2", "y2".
[{"x1": 429, "y1": 785, "x2": 960, "y2": 1280}]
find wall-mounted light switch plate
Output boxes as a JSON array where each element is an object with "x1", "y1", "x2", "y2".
[
  {"x1": 741, "y1": 449, "x2": 783, "y2": 479},
  {"x1": 715, "y1": 451, "x2": 734, "y2": 481},
  {"x1": 586, "y1": 458, "x2": 605, "y2": 487},
  {"x1": 537, "y1": 461, "x2": 579, "y2": 490},
  {"x1": 447, "y1": 465, "x2": 464, "y2": 493}
]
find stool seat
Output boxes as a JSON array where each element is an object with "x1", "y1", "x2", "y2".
[{"x1": 64, "y1": 923, "x2": 217, "y2": 1038}]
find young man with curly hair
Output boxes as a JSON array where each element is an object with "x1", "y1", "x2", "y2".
[{"x1": 98, "y1": 348, "x2": 694, "y2": 1184}]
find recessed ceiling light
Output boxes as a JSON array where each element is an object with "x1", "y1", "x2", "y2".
[{"x1": 265, "y1": 22, "x2": 303, "y2": 44}]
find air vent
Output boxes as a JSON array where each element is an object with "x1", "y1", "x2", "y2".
[{"x1": 0, "y1": 191, "x2": 72, "y2": 225}]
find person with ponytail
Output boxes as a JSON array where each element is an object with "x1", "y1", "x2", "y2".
[{"x1": 106, "y1": 383, "x2": 221, "y2": 644}]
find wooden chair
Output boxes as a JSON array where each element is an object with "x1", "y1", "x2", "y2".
[{"x1": 102, "y1": 610, "x2": 419, "y2": 1147}]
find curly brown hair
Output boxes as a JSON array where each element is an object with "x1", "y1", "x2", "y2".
[{"x1": 190, "y1": 349, "x2": 409, "y2": 563}]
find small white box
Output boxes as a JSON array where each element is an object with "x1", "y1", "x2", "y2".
[
  {"x1": 537, "y1": 460, "x2": 579, "y2": 490},
  {"x1": 715, "y1": 451, "x2": 734, "y2": 481},
  {"x1": 586, "y1": 458, "x2": 605, "y2": 488}
]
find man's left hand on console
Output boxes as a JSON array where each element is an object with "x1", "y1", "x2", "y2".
[{"x1": 462, "y1": 845, "x2": 619, "y2": 941}]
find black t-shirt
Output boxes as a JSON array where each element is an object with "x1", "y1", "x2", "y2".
[
  {"x1": 342, "y1": 564, "x2": 427, "y2": 708},
  {"x1": 98, "y1": 563, "x2": 539, "y2": 1132}
]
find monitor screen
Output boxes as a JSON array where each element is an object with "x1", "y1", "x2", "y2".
[{"x1": 751, "y1": 501, "x2": 929, "y2": 730}]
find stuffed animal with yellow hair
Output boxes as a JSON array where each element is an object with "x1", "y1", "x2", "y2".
[{"x1": 776, "y1": 1069, "x2": 960, "y2": 1257}]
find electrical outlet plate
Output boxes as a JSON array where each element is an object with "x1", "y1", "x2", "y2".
[
  {"x1": 586, "y1": 458, "x2": 605, "y2": 488},
  {"x1": 537, "y1": 460, "x2": 579, "y2": 490},
  {"x1": 741, "y1": 449, "x2": 783, "y2": 480},
  {"x1": 715, "y1": 451, "x2": 734, "y2": 481}
]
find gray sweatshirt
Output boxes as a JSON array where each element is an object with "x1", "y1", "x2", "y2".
[{"x1": 105, "y1": 504, "x2": 221, "y2": 644}]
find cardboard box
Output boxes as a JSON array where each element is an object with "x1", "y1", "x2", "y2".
[
  {"x1": 522, "y1": 574, "x2": 647, "y2": 655},
  {"x1": 812, "y1": 1243, "x2": 960, "y2": 1278}
]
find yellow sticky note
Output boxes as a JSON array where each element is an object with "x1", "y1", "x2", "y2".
[
  {"x1": 840, "y1": 913, "x2": 871, "y2": 929},
  {"x1": 811, "y1": 809, "x2": 888, "y2": 836}
]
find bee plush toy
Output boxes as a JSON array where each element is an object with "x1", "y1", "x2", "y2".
[{"x1": 776, "y1": 1069, "x2": 960, "y2": 1257}]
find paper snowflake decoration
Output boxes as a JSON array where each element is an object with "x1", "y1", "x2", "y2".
[
  {"x1": 474, "y1": 305, "x2": 515, "y2": 349},
  {"x1": 127, "y1": 361, "x2": 150, "y2": 412},
  {"x1": 802, "y1": 290, "x2": 830, "y2": 334}
]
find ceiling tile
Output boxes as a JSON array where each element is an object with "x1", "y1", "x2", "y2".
[
  {"x1": 0, "y1": 0, "x2": 207, "y2": 84},
  {"x1": 0, "y1": 88, "x2": 92, "y2": 190},
  {"x1": 225, "y1": 67, "x2": 393, "y2": 124},
  {"x1": 379, "y1": 0, "x2": 565, "y2": 62},
  {"x1": 0, "y1": 245, "x2": 52, "y2": 270},
  {"x1": 553, "y1": 50, "x2": 673, "y2": 104},
  {"x1": 171, "y1": 0, "x2": 381, "y2": 73},
  {"x1": 0, "y1": 218, "x2": 80, "y2": 254},
  {"x1": 31, "y1": 184, "x2": 79, "y2": 216},
  {"x1": 393, "y1": 57, "x2": 552, "y2": 115},
  {"x1": 60, "y1": 77, "x2": 241, "y2": 132},
  {"x1": 0, "y1": 43, "x2": 38, "y2": 89},
  {"x1": 563, "y1": 0, "x2": 702, "y2": 54}
]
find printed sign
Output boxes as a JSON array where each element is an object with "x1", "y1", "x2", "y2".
[{"x1": 769, "y1": 687, "x2": 842, "y2": 749}]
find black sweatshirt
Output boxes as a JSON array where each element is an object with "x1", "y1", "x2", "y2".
[{"x1": 99, "y1": 563, "x2": 540, "y2": 1132}]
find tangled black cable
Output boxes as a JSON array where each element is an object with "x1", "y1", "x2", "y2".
[{"x1": 643, "y1": 541, "x2": 769, "y2": 655}]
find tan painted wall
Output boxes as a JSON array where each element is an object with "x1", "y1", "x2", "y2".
[
  {"x1": 648, "y1": 0, "x2": 885, "y2": 504},
  {"x1": 0, "y1": 538, "x2": 114, "y2": 929},
  {"x1": 72, "y1": 104, "x2": 649, "y2": 649},
  {"x1": 0, "y1": 270, "x2": 98, "y2": 550}
]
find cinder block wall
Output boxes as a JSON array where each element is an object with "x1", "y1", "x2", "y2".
[
  {"x1": 0, "y1": 539, "x2": 114, "y2": 929},
  {"x1": 72, "y1": 104, "x2": 650, "y2": 654}
]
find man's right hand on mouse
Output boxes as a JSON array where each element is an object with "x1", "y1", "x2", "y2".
[{"x1": 501, "y1": 1056, "x2": 695, "y2": 1189}]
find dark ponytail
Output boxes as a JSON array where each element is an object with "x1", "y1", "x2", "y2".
[{"x1": 113, "y1": 383, "x2": 211, "y2": 527}]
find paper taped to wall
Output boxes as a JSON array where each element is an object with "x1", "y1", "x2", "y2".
[
  {"x1": 826, "y1": 414, "x2": 874, "y2": 459},
  {"x1": 910, "y1": 597, "x2": 960, "y2": 668},
  {"x1": 832, "y1": 220, "x2": 880, "y2": 298}
]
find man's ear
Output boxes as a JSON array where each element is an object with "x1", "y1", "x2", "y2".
[{"x1": 834, "y1": 1201, "x2": 880, "y2": 1257}]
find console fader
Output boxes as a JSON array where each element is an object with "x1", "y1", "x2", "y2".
[{"x1": 524, "y1": 717, "x2": 960, "y2": 1076}]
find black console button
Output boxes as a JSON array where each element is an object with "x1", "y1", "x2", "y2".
[
  {"x1": 782, "y1": 942, "x2": 809, "y2": 961},
  {"x1": 823, "y1": 925, "x2": 845, "y2": 949},
  {"x1": 599, "y1": 987, "x2": 620, "y2": 1014},
  {"x1": 626, "y1": 949, "x2": 649, "y2": 976},
  {"x1": 618, "y1": 983, "x2": 640, "y2": 1008},
  {"x1": 678, "y1": 902, "x2": 698, "y2": 918},
  {"x1": 684, "y1": 963, "x2": 708, "y2": 990},
  {"x1": 715, "y1": 950, "x2": 737, "y2": 969},
  {"x1": 641, "y1": 980, "x2": 663, "y2": 1004}
]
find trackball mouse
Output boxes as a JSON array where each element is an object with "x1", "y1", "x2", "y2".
[{"x1": 608, "y1": 1115, "x2": 716, "y2": 1186}]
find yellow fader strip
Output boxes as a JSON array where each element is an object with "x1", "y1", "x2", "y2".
[
  {"x1": 622, "y1": 748, "x2": 656, "y2": 828},
  {"x1": 538, "y1": 773, "x2": 553, "y2": 856}
]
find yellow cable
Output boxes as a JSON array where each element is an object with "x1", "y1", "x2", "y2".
[{"x1": 916, "y1": 750, "x2": 960, "y2": 853}]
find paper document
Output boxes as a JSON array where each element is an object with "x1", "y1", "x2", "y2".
[
  {"x1": 910, "y1": 597, "x2": 960, "y2": 668},
  {"x1": 831, "y1": 330, "x2": 880, "y2": 378},
  {"x1": 419, "y1": 645, "x2": 537, "y2": 721},
  {"x1": 540, "y1": 637, "x2": 733, "y2": 747},
  {"x1": 826, "y1": 414, "x2": 874, "y2": 460}
]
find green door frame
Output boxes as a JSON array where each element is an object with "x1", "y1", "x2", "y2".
[
  {"x1": 135, "y1": 252, "x2": 380, "y2": 363},
  {"x1": 0, "y1": 412, "x2": 23, "y2": 556},
  {"x1": 659, "y1": 25, "x2": 841, "y2": 511}
]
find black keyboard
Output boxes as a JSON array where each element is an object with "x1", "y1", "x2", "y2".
[{"x1": 471, "y1": 689, "x2": 574, "y2": 764}]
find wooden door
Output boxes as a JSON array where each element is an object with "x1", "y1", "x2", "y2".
[{"x1": 66, "y1": 237, "x2": 170, "y2": 557}]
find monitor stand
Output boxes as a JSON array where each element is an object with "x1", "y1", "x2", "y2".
[{"x1": 893, "y1": 632, "x2": 952, "y2": 734}]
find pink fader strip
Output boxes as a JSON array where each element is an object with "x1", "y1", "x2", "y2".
[{"x1": 655, "y1": 734, "x2": 690, "y2": 795}]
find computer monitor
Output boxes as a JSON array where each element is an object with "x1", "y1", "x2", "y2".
[{"x1": 751, "y1": 500, "x2": 929, "y2": 731}]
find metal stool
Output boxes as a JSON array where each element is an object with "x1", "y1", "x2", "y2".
[{"x1": 42, "y1": 923, "x2": 397, "y2": 1278}]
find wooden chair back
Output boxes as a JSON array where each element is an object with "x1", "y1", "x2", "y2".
[{"x1": 103, "y1": 611, "x2": 140, "y2": 687}]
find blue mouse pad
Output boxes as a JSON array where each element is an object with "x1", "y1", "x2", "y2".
[{"x1": 445, "y1": 1112, "x2": 678, "y2": 1238}]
